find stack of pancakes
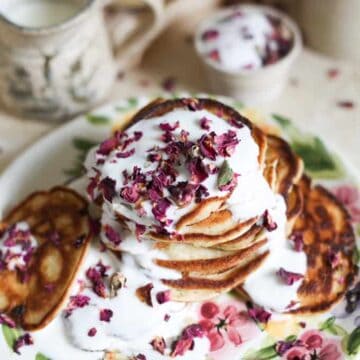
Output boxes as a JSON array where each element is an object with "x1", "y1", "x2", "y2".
[{"x1": 103, "y1": 98, "x2": 357, "y2": 314}]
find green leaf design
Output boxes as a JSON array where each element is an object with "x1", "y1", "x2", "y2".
[
  {"x1": 35, "y1": 353, "x2": 51, "y2": 360},
  {"x1": 63, "y1": 137, "x2": 99, "y2": 179},
  {"x1": 243, "y1": 344, "x2": 278, "y2": 360},
  {"x1": 2, "y1": 324, "x2": 21, "y2": 350},
  {"x1": 86, "y1": 114, "x2": 111, "y2": 125},
  {"x1": 347, "y1": 326, "x2": 360, "y2": 355},
  {"x1": 218, "y1": 160, "x2": 234, "y2": 188},
  {"x1": 272, "y1": 114, "x2": 344, "y2": 179},
  {"x1": 319, "y1": 316, "x2": 348, "y2": 336},
  {"x1": 116, "y1": 97, "x2": 139, "y2": 112}
]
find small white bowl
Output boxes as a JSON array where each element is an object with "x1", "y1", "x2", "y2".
[{"x1": 195, "y1": 4, "x2": 302, "y2": 105}]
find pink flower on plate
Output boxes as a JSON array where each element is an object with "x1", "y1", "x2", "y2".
[
  {"x1": 332, "y1": 184, "x2": 360, "y2": 223},
  {"x1": 198, "y1": 301, "x2": 259, "y2": 353},
  {"x1": 282, "y1": 330, "x2": 344, "y2": 360}
]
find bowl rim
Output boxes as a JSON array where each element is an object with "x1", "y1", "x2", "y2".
[{"x1": 194, "y1": 4, "x2": 303, "y2": 77}]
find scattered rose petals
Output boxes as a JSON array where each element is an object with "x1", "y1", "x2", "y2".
[
  {"x1": 152, "y1": 199, "x2": 172, "y2": 225},
  {"x1": 99, "y1": 309, "x2": 113, "y2": 322},
  {"x1": 150, "y1": 336, "x2": 166, "y2": 354},
  {"x1": 248, "y1": 305, "x2": 272, "y2": 323},
  {"x1": 156, "y1": 290, "x2": 171, "y2": 304},
  {"x1": 169, "y1": 182, "x2": 197, "y2": 207},
  {"x1": 277, "y1": 267, "x2": 304, "y2": 285},
  {"x1": 116, "y1": 148, "x2": 135, "y2": 158},
  {"x1": 290, "y1": 232, "x2": 304, "y2": 252},
  {"x1": 198, "y1": 134, "x2": 217, "y2": 160},
  {"x1": 160, "y1": 121, "x2": 179, "y2": 132},
  {"x1": 120, "y1": 184, "x2": 140, "y2": 203},
  {"x1": 13, "y1": 333, "x2": 33, "y2": 354},
  {"x1": 88, "y1": 327, "x2": 97, "y2": 337},
  {"x1": 161, "y1": 77, "x2": 177, "y2": 92},
  {"x1": 327, "y1": 68, "x2": 340, "y2": 79},
  {"x1": 187, "y1": 158, "x2": 209, "y2": 184},
  {"x1": 134, "y1": 355, "x2": 146, "y2": 360},
  {"x1": 135, "y1": 224, "x2": 146, "y2": 241},
  {"x1": 98, "y1": 177, "x2": 116, "y2": 202},
  {"x1": 103, "y1": 225, "x2": 122, "y2": 246},
  {"x1": 263, "y1": 210, "x2": 278, "y2": 231},
  {"x1": 171, "y1": 324, "x2": 204, "y2": 357},
  {"x1": 200, "y1": 117, "x2": 212, "y2": 130},
  {"x1": 65, "y1": 295, "x2": 90, "y2": 317},
  {"x1": 214, "y1": 130, "x2": 239, "y2": 157},
  {"x1": 202, "y1": 29, "x2": 219, "y2": 41},
  {"x1": 337, "y1": 100, "x2": 355, "y2": 109}
]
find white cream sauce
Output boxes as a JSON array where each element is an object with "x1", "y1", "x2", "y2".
[
  {"x1": 82, "y1": 104, "x2": 308, "y2": 359},
  {"x1": 64, "y1": 243, "x2": 210, "y2": 359}
]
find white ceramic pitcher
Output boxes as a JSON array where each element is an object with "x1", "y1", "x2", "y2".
[{"x1": 0, "y1": 0, "x2": 164, "y2": 121}]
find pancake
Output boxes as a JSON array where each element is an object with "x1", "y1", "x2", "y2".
[
  {"x1": 288, "y1": 177, "x2": 357, "y2": 314},
  {"x1": 0, "y1": 187, "x2": 92, "y2": 330}
]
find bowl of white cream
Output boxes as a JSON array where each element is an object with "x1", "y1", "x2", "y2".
[{"x1": 195, "y1": 4, "x2": 302, "y2": 104}]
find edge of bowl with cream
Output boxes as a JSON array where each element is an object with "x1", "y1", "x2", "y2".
[{"x1": 194, "y1": 5, "x2": 302, "y2": 104}]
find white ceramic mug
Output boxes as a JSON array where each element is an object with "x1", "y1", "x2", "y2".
[{"x1": 0, "y1": 0, "x2": 164, "y2": 121}]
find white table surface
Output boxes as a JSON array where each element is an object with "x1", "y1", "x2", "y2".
[{"x1": 0, "y1": 10, "x2": 359, "y2": 174}]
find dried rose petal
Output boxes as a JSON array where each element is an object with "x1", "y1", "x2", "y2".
[
  {"x1": 168, "y1": 182, "x2": 197, "y2": 207},
  {"x1": 248, "y1": 305, "x2": 272, "y2": 324},
  {"x1": 65, "y1": 294, "x2": 91, "y2": 317},
  {"x1": 201, "y1": 29, "x2": 219, "y2": 41},
  {"x1": 337, "y1": 100, "x2": 355, "y2": 109},
  {"x1": 136, "y1": 283, "x2": 154, "y2": 306},
  {"x1": 229, "y1": 117, "x2": 245, "y2": 129},
  {"x1": 198, "y1": 134, "x2": 217, "y2": 160},
  {"x1": 100, "y1": 309, "x2": 113, "y2": 322},
  {"x1": 88, "y1": 327, "x2": 97, "y2": 337},
  {"x1": 327, "y1": 68, "x2": 339, "y2": 79},
  {"x1": 263, "y1": 210, "x2": 278, "y2": 231},
  {"x1": 97, "y1": 137, "x2": 118, "y2": 156},
  {"x1": 187, "y1": 158, "x2": 208, "y2": 184},
  {"x1": 120, "y1": 184, "x2": 140, "y2": 203},
  {"x1": 99, "y1": 177, "x2": 117, "y2": 202},
  {"x1": 134, "y1": 355, "x2": 146, "y2": 360},
  {"x1": 103, "y1": 225, "x2": 122, "y2": 246},
  {"x1": 0, "y1": 313, "x2": 16, "y2": 328},
  {"x1": 214, "y1": 130, "x2": 239, "y2": 157},
  {"x1": 277, "y1": 267, "x2": 304, "y2": 285},
  {"x1": 135, "y1": 224, "x2": 146, "y2": 241},
  {"x1": 156, "y1": 290, "x2": 171, "y2": 304},
  {"x1": 290, "y1": 232, "x2": 304, "y2": 252},
  {"x1": 152, "y1": 199, "x2": 171, "y2": 224},
  {"x1": 199, "y1": 117, "x2": 212, "y2": 130},
  {"x1": 159, "y1": 121, "x2": 179, "y2": 132},
  {"x1": 150, "y1": 336, "x2": 166, "y2": 355},
  {"x1": 134, "y1": 131, "x2": 143, "y2": 141},
  {"x1": 161, "y1": 131, "x2": 176, "y2": 143},
  {"x1": 171, "y1": 324, "x2": 204, "y2": 357},
  {"x1": 116, "y1": 148, "x2": 135, "y2": 158},
  {"x1": 13, "y1": 333, "x2": 33, "y2": 354},
  {"x1": 161, "y1": 77, "x2": 177, "y2": 92},
  {"x1": 195, "y1": 184, "x2": 209, "y2": 203},
  {"x1": 147, "y1": 153, "x2": 162, "y2": 163},
  {"x1": 208, "y1": 49, "x2": 220, "y2": 62}
]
